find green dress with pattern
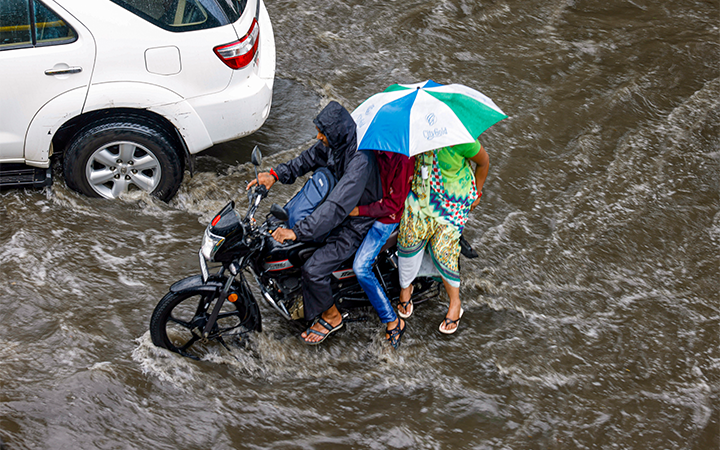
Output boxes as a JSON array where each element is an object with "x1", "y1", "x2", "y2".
[{"x1": 398, "y1": 139, "x2": 481, "y2": 287}]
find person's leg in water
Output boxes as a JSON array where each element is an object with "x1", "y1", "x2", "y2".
[
  {"x1": 301, "y1": 304, "x2": 344, "y2": 344},
  {"x1": 397, "y1": 267, "x2": 417, "y2": 318},
  {"x1": 397, "y1": 209, "x2": 432, "y2": 319},
  {"x1": 401, "y1": 274, "x2": 462, "y2": 333},
  {"x1": 439, "y1": 278, "x2": 463, "y2": 333},
  {"x1": 426, "y1": 223, "x2": 464, "y2": 334},
  {"x1": 397, "y1": 271, "x2": 416, "y2": 318},
  {"x1": 300, "y1": 249, "x2": 345, "y2": 344},
  {"x1": 299, "y1": 220, "x2": 374, "y2": 344},
  {"x1": 353, "y1": 221, "x2": 406, "y2": 347},
  {"x1": 398, "y1": 214, "x2": 464, "y2": 332}
]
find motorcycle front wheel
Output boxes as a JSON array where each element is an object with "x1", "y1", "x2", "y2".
[{"x1": 150, "y1": 288, "x2": 260, "y2": 359}]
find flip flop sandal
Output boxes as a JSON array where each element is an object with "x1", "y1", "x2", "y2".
[
  {"x1": 386, "y1": 319, "x2": 407, "y2": 350},
  {"x1": 397, "y1": 286, "x2": 414, "y2": 319},
  {"x1": 439, "y1": 308, "x2": 464, "y2": 335},
  {"x1": 397, "y1": 300, "x2": 414, "y2": 319},
  {"x1": 302, "y1": 317, "x2": 343, "y2": 345}
]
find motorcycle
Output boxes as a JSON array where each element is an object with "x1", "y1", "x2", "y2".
[{"x1": 149, "y1": 147, "x2": 441, "y2": 358}]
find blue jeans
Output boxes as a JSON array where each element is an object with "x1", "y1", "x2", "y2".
[{"x1": 353, "y1": 221, "x2": 398, "y2": 324}]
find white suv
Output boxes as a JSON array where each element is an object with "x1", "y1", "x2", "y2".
[{"x1": 0, "y1": 0, "x2": 275, "y2": 201}]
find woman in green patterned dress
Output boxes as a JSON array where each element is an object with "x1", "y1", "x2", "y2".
[{"x1": 396, "y1": 139, "x2": 489, "y2": 334}]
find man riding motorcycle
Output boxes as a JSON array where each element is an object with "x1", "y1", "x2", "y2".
[{"x1": 246, "y1": 101, "x2": 381, "y2": 344}]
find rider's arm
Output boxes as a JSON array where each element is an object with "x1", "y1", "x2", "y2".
[
  {"x1": 274, "y1": 141, "x2": 329, "y2": 185},
  {"x1": 247, "y1": 171, "x2": 277, "y2": 190},
  {"x1": 356, "y1": 154, "x2": 414, "y2": 220},
  {"x1": 247, "y1": 142, "x2": 329, "y2": 191},
  {"x1": 293, "y1": 151, "x2": 372, "y2": 241}
]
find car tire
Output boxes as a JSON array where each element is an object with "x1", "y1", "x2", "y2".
[{"x1": 63, "y1": 119, "x2": 183, "y2": 201}]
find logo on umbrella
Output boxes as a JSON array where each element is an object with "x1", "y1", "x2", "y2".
[
  {"x1": 426, "y1": 113, "x2": 437, "y2": 126},
  {"x1": 423, "y1": 128, "x2": 447, "y2": 140}
]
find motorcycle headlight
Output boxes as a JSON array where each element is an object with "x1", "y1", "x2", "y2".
[{"x1": 201, "y1": 227, "x2": 225, "y2": 261}]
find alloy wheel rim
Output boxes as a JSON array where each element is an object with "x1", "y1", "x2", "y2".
[{"x1": 85, "y1": 141, "x2": 161, "y2": 199}]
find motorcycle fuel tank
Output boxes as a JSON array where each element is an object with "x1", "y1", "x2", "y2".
[{"x1": 262, "y1": 236, "x2": 321, "y2": 273}]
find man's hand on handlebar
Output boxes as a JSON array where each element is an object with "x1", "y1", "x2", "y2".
[
  {"x1": 246, "y1": 172, "x2": 277, "y2": 191},
  {"x1": 271, "y1": 227, "x2": 296, "y2": 244}
]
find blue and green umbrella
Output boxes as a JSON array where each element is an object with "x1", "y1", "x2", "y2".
[{"x1": 352, "y1": 80, "x2": 507, "y2": 156}]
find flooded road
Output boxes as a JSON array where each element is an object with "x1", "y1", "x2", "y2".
[{"x1": 1, "y1": 0, "x2": 719, "y2": 448}]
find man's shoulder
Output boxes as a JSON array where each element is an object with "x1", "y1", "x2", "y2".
[{"x1": 352, "y1": 148, "x2": 374, "y2": 161}]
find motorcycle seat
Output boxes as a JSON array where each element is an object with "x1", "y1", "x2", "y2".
[{"x1": 379, "y1": 229, "x2": 398, "y2": 254}]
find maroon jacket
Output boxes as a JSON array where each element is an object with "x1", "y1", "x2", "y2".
[{"x1": 357, "y1": 151, "x2": 414, "y2": 224}]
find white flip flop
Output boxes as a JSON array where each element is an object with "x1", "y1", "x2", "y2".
[
  {"x1": 397, "y1": 286, "x2": 414, "y2": 319},
  {"x1": 439, "y1": 308, "x2": 464, "y2": 335}
]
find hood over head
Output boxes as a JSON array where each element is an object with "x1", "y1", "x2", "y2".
[{"x1": 313, "y1": 101, "x2": 357, "y2": 175}]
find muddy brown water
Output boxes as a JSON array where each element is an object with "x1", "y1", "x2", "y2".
[{"x1": 1, "y1": 0, "x2": 719, "y2": 448}]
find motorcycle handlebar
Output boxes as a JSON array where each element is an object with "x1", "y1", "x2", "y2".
[
  {"x1": 244, "y1": 183, "x2": 270, "y2": 223},
  {"x1": 255, "y1": 184, "x2": 269, "y2": 197}
]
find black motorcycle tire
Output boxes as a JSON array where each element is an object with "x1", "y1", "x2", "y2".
[{"x1": 150, "y1": 288, "x2": 260, "y2": 358}]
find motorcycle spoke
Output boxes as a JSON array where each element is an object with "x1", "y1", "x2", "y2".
[
  {"x1": 216, "y1": 311, "x2": 240, "y2": 320},
  {"x1": 196, "y1": 296, "x2": 212, "y2": 316},
  {"x1": 208, "y1": 322, "x2": 245, "y2": 338},
  {"x1": 168, "y1": 315, "x2": 193, "y2": 329},
  {"x1": 178, "y1": 335, "x2": 200, "y2": 352}
]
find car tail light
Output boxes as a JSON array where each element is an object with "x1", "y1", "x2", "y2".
[{"x1": 213, "y1": 18, "x2": 259, "y2": 70}]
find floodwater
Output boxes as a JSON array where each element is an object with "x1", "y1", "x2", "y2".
[{"x1": 1, "y1": 0, "x2": 718, "y2": 448}]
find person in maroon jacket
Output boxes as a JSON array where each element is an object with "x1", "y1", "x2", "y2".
[{"x1": 350, "y1": 151, "x2": 415, "y2": 348}]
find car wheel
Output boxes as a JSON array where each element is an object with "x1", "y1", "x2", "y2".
[{"x1": 63, "y1": 119, "x2": 183, "y2": 201}]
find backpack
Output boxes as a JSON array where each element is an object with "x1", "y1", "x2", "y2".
[{"x1": 284, "y1": 167, "x2": 337, "y2": 228}]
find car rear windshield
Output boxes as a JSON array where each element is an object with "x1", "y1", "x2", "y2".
[{"x1": 110, "y1": 0, "x2": 248, "y2": 32}]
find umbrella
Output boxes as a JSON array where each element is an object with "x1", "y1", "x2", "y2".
[{"x1": 351, "y1": 80, "x2": 507, "y2": 156}]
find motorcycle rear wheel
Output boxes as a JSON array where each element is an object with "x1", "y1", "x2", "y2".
[{"x1": 150, "y1": 289, "x2": 260, "y2": 359}]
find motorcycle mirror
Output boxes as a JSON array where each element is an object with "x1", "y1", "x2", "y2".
[
  {"x1": 251, "y1": 146, "x2": 262, "y2": 166},
  {"x1": 250, "y1": 145, "x2": 262, "y2": 188},
  {"x1": 270, "y1": 203, "x2": 289, "y2": 222}
]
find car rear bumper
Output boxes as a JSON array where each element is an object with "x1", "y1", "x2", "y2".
[
  {"x1": 187, "y1": 72, "x2": 273, "y2": 150},
  {"x1": 186, "y1": 0, "x2": 276, "y2": 151}
]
